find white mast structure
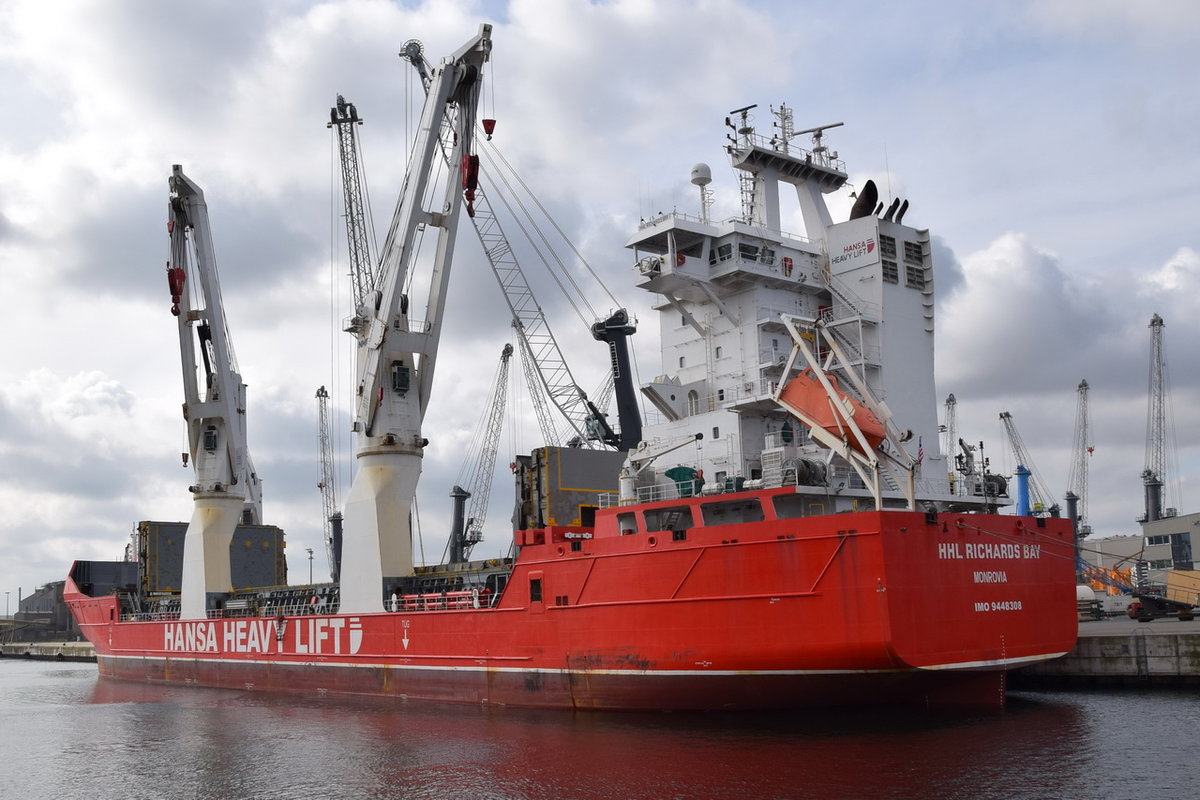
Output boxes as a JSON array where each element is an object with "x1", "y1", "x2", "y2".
[
  {"x1": 339, "y1": 26, "x2": 491, "y2": 613},
  {"x1": 167, "y1": 166, "x2": 262, "y2": 620}
]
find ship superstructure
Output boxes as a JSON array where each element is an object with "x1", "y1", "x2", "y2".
[{"x1": 633, "y1": 105, "x2": 961, "y2": 513}]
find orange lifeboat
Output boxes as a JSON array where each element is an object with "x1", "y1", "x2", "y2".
[{"x1": 778, "y1": 368, "x2": 887, "y2": 455}]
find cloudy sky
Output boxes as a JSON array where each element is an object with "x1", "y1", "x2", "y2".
[{"x1": 1, "y1": 0, "x2": 1198, "y2": 604}]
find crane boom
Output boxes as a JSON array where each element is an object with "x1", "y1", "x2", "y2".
[
  {"x1": 167, "y1": 165, "x2": 261, "y2": 620},
  {"x1": 450, "y1": 344, "x2": 513, "y2": 563},
  {"x1": 998, "y1": 411, "x2": 1057, "y2": 516},
  {"x1": 328, "y1": 95, "x2": 378, "y2": 324},
  {"x1": 339, "y1": 25, "x2": 492, "y2": 614}
]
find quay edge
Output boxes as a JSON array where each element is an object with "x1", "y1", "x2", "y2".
[
  {"x1": 0, "y1": 641, "x2": 97, "y2": 662},
  {"x1": 1014, "y1": 619, "x2": 1200, "y2": 689}
]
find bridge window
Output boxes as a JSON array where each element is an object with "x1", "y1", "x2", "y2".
[
  {"x1": 738, "y1": 242, "x2": 760, "y2": 261},
  {"x1": 617, "y1": 512, "x2": 638, "y2": 535}
]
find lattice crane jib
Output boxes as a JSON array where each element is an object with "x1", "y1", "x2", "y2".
[{"x1": 998, "y1": 411, "x2": 1057, "y2": 516}]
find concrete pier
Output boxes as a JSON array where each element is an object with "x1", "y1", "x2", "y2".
[
  {"x1": 1014, "y1": 617, "x2": 1200, "y2": 688},
  {"x1": 0, "y1": 641, "x2": 96, "y2": 662}
]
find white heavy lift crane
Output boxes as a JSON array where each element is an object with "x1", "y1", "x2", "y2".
[
  {"x1": 166, "y1": 166, "x2": 262, "y2": 620},
  {"x1": 338, "y1": 26, "x2": 492, "y2": 613},
  {"x1": 998, "y1": 410, "x2": 1059, "y2": 516}
]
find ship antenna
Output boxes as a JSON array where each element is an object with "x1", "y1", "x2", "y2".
[
  {"x1": 771, "y1": 104, "x2": 795, "y2": 154},
  {"x1": 792, "y1": 121, "x2": 844, "y2": 168}
]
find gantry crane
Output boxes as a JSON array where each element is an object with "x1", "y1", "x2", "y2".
[
  {"x1": 998, "y1": 411, "x2": 1058, "y2": 516},
  {"x1": 166, "y1": 165, "x2": 262, "y2": 619},
  {"x1": 338, "y1": 25, "x2": 491, "y2": 613},
  {"x1": 316, "y1": 386, "x2": 342, "y2": 582},
  {"x1": 448, "y1": 344, "x2": 513, "y2": 564},
  {"x1": 1066, "y1": 379, "x2": 1092, "y2": 538}
]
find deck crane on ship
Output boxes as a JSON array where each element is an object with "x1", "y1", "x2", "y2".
[
  {"x1": 330, "y1": 41, "x2": 639, "y2": 574},
  {"x1": 166, "y1": 166, "x2": 263, "y2": 620},
  {"x1": 338, "y1": 25, "x2": 492, "y2": 614}
]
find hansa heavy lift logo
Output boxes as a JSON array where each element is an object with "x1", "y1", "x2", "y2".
[
  {"x1": 163, "y1": 617, "x2": 364, "y2": 655},
  {"x1": 831, "y1": 237, "x2": 876, "y2": 266}
]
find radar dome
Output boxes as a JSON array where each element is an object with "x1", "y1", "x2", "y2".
[{"x1": 690, "y1": 163, "x2": 712, "y2": 187}]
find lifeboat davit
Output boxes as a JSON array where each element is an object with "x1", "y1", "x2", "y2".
[{"x1": 778, "y1": 368, "x2": 887, "y2": 456}]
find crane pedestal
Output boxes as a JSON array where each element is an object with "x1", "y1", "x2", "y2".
[
  {"x1": 340, "y1": 451, "x2": 422, "y2": 613},
  {"x1": 179, "y1": 494, "x2": 244, "y2": 620}
]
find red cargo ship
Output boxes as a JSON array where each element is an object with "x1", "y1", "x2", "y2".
[
  {"x1": 66, "y1": 28, "x2": 1078, "y2": 710},
  {"x1": 67, "y1": 499, "x2": 1075, "y2": 709}
]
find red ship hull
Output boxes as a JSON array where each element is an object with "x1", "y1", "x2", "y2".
[{"x1": 66, "y1": 497, "x2": 1078, "y2": 710}]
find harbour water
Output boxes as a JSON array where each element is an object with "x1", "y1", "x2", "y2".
[{"x1": 1, "y1": 658, "x2": 1192, "y2": 799}]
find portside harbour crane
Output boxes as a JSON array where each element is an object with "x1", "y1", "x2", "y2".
[
  {"x1": 316, "y1": 386, "x2": 342, "y2": 582},
  {"x1": 1142, "y1": 314, "x2": 1175, "y2": 521},
  {"x1": 448, "y1": 344, "x2": 513, "y2": 564},
  {"x1": 166, "y1": 165, "x2": 262, "y2": 620},
  {"x1": 998, "y1": 411, "x2": 1059, "y2": 516},
  {"x1": 1066, "y1": 379, "x2": 1092, "y2": 538}
]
